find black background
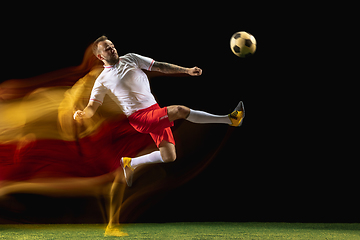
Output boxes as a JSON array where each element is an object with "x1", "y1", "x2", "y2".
[{"x1": 0, "y1": 4, "x2": 356, "y2": 223}]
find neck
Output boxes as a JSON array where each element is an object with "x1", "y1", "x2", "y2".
[{"x1": 104, "y1": 57, "x2": 120, "y2": 66}]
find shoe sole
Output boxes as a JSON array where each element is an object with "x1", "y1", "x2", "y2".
[
  {"x1": 120, "y1": 158, "x2": 133, "y2": 187},
  {"x1": 233, "y1": 101, "x2": 245, "y2": 127}
]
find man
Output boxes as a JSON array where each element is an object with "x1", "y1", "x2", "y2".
[{"x1": 74, "y1": 36, "x2": 245, "y2": 187}]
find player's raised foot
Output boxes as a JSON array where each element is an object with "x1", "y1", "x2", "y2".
[
  {"x1": 121, "y1": 157, "x2": 135, "y2": 187},
  {"x1": 228, "y1": 101, "x2": 245, "y2": 127}
]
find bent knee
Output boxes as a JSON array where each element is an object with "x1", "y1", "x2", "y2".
[
  {"x1": 168, "y1": 105, "x2": 190, "y2": 122},
  {"x1": 175, "y1": 105, "x2": 190, "y2": 119},
  {"x1": 161, "y1": 152, "x2": 177, "y2": 163}
]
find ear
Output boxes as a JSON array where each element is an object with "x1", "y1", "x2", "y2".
[{"x1": 97, "y1": 54, "x2": 103, "y2": 60}]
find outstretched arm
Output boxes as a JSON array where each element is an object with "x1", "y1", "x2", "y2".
[
  {"x1": 152, "y1": 61, "x2": 202, "y2": 76},
  {"x1": 73, "y1": 101, "x2": 101, "y2": 120}
]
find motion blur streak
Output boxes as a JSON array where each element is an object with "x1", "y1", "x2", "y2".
[
  {"x1": 0, "y1": 44, "x2": 152, "y2": 203},
  {"x1": 0, "y1": 44, "x2": 232, "y2": 225}
]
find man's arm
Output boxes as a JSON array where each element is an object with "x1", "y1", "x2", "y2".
[
  {"x1": 152, "y1": 61, "x2": 202, "y2": 76},
  {"x1": 73, "y1": 101, "x2": 101, "y2": 120}
]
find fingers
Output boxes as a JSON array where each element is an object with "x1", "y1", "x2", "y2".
[
  {"x1": 73, "y1": 111, "x2": 79, "y2": 120},
  {"x1": 191, "y1": 67, "x2": 202, "y2": 76},
  {"x1": 196, "y1": 67, "x2": 202, "y2": 75},
  {"x1": 73, "y1": 110, "x2": 84, "y2": 121}
]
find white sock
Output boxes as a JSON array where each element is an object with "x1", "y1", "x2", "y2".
[
  {"x1": 186, "y1": 109, "x2": 232, "y2": 124},
  {"x1": 130, "y1": 151, "x2": 164, "y2": 169}
]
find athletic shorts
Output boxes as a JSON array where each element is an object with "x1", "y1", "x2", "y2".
[{"x1": 128, "y1": 103, "x2": 175, "y2": 147}]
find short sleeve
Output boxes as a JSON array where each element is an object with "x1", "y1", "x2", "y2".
[
  {"x1": 89, "y1": 79, "x2": 108, "y2": 105},
  {"x1": 129, "y1": 53, "x2": 155, "y2": 71}
]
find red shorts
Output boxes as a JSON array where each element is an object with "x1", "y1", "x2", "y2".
[{"x1": 128, "y1": 104, "x2": 175, "y2": 147}]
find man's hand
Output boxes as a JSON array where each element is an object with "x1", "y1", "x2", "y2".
[
  {"x1": 73, "y1": 110, "x2": 85, "y2": 121},
  {"x1": 187, "y1": 66, "x2": 202, "y2": 76},
  {"x1": 73, "y1": 101, "x2": 101, "y2": 121}
]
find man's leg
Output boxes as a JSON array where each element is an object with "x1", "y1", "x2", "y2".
[
  {"x1": 121, "y1": 141, "x2": 176, "y2": 187},
  {"x1": 122, "y1": 152, "x2": 163, "y2": 187},
  {"x1": 121, "y1": 101, "x2": 245, "y2": 186},
  {"x1": 159, "y1": 141, "x2": 176, "y2": 162},
  {"x1": 128, "y1": 151, "x2": 164, "y2": 168},
  {"x1": 167, "y1": 101, "x2": 244, "y2": 126}
]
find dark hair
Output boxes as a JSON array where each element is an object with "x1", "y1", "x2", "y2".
[{"x1": 92, "y1": 35, "x2": 108, "y2": 56}]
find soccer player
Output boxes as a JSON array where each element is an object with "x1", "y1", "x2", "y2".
[{"x1": 74, "y1": 36, "x2": 245, "y2": 187}]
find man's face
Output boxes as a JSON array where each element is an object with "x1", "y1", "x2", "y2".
[{"x1": 97, "y1": 40, "x2": 119, "y2": 65}]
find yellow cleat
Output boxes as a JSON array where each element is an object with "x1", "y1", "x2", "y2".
[
  {"x1": 121, "y1": 157, "x2": 135, "y2": 187},
  {"x1": 228, "y1": 101, "x2": 245, "y2": 127}
]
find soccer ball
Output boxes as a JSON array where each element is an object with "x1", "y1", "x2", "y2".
[{"x1": 230, "y1": 31, "x2": 256, "y2": 58}]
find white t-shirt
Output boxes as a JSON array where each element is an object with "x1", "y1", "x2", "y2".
[{"x1": 90, "y1": 53, "x2": 157, "y2": 117}]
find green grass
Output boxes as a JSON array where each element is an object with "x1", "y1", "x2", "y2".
[{"x1": 0, "y1": 222, "x2": 359, "y2": 239}]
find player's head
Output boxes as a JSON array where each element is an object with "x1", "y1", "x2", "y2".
[{"x1": 92, "y1": 35, "x2": 119, "y2": 65}]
